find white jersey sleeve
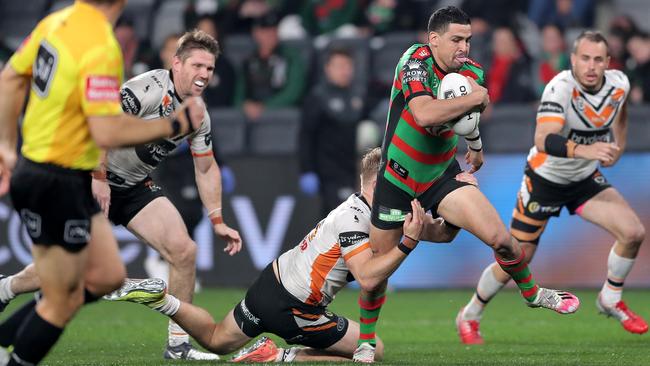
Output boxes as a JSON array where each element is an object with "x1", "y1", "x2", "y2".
[
  {"x1": 335, "y1": 207, "x2": 371, "y2": 262},
  {"x1": 120, "y1": 72, "x2": 166, "y2": 119},
  {"x1": 188, "y1": 112, "x2": 213, "y2": 157},
  {"x1": 536, "y1": 71, "x2": 573, "y2": 126}
]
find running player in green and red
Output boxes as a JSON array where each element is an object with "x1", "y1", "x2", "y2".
[{"x1": 353, "y1": 6, "x2": 580, "y2": 362}]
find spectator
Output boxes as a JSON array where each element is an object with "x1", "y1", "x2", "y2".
[
  {"x1": 486, "y1": 27, "x2": 536, "y2": 104},
  {"x1": 301, "y1": 0, "x2": 362, "y2": 36},
  {"x1": 535, "y1": 23, "x2": 569, "y2": 94},
  {"x1": 360, "y1": 0, "x2": 422, "y2": 35},
  {"x1": 626, "y1": 34, "x2": 650, "y2": 104},
  {"x1": 235, "y1": 13, "x2": 306, "y2": 121},
  {"x1": 114, "y1": 16, "x2": 147, "y2": 78},
  {"x1": 195, "y1": 15, "x2": 237, "y2": 107},
  {"x1": 152, "y1": 33, "x2": 182, "y2": 70},
  {"x1": 608, "y1": 29, "x2": 627, "y2": 71},
  {"x1": 528, "y1": 0, "x2": 594, "y2": 29},
  {"x1": 299, "y1": 48, "x2": 366, "y2": 215}
]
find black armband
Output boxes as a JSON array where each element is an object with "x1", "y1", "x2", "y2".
[
  {"x1": 544, "y1": 133, "x2": 577, "y2": 158},
  {"x1": 397, "y1": 242, "x2": 413, "y2": 255}
]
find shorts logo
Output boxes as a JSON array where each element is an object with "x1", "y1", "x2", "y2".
[
  {"x1": 593, "y1": 175, "x2": 607, "y2": 185},
  {"x1": 20, "y1": 209, "x2": 42, "y2": 238},
  {"x1": 239, "y1": 300, "x2": 260, "y2": 325},
  {"x1": 144, "y1": 180, "x2": 162, "y2": 192},
  {"x1": 527, "y1": 201, "x2": 560, "y2": 214},
  {"x1": 378, "y1": 206, "x2": 406, "y2": 222},
  {"x1": 337, "y1": 317, "x2": 345, "y2": 331},
  {"x1": 86, "y1": 76, "x2": 120, "y2": 102},
  {"x1": 388, "y1": 159, "x2": 409, "y2": 179},
  {"x1": 64, "y1": 220, "x2": 90, "y2": 244}
]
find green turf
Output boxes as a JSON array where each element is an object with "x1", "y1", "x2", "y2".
[{"x1": 2, "y1": 289, "x2": 650, "y2": 365}]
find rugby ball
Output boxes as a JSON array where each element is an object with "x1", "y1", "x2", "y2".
[{"x1": 437, "y1": 73, "x2": 480, "y2": 136}]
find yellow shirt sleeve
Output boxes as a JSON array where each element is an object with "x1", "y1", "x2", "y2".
[
  {"x1": 78, "y1": 41, "x2": 124, "y2": 117},
  {"x1": 8, "y1": 25, "x2": 45, "y2": 76}
]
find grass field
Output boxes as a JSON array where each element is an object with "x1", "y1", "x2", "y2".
[{"x1": 2, "y1": 289, "x2": 650, "y2": 365}]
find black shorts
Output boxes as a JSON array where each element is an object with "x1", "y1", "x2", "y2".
[
  {"x1": 511, "y1": 164, "x2": 611, "y2": 244},
  {"x1": 232, "y1": 263, "x2": 349, "y2": 349},
  {"x1": 371, "y1": 159, "x2": 470, "y2": 230},
  {"x1": 10, "y1": 158, "x2": 100, "y2": 252},
  {"x1": 108, "y1": 177, "x2": 165, "y2": 227}
]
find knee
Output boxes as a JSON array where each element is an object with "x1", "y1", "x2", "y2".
[
  {"x1": 86, "y1": 262, "x2": 126, "y2": 295},
  {"x1": 621, "y1": 224, "x2": 645, "y2": 247},
  {"x1": 167, "y1": 237, "x2": 197, "y2": 267},
  {"x1": 485, "y1": 229, "x2": 513, "y2": 254}
]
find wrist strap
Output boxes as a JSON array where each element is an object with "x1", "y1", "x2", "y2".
[{"x1": 397, "y1": 242, "x2": 413, "y2": 255}]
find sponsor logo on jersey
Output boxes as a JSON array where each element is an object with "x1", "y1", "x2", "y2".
[
  {"x1": 86, "y1": 75, "x2": 120, "y2": 102},
  {"x1": 568, "y1": 128, "x2": 611, "y2": 145},
  {"x1": 160, "y1": 92, "x2": 174, "y2": 117},
  {"x1": 120, "y1": 88, "x2": 141, "y2": 114},
  {"x1": 538, "y1": 101, "x2": 564, "y2": 114},
  {"x1": 33, "y1": 41, "x2": 58, "y2": 97},
  {"x1": 402, "y1": 60, "x2": 428, "y2": 83},
  {"x1": 135, "y1": 140, "x2": 177, "y2": 166},
  {"x1": 338, "y1": 231, "x2": 369, "y2": 247}
]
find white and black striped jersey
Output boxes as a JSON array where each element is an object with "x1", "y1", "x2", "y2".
[
  {"x1": 527, "y1": 69, "x2": 629, "y2": 184},
  {"x1": 105, "y1": 69, "x2": 212, "y2": 188}
]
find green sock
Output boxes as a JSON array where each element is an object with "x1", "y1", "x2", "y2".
[
  {"x1": 496, "y1": 249, "x2": 539, "y2": 302},
  {"x1": 358, "y1": 293, "x2": 386, "y2": 346}
]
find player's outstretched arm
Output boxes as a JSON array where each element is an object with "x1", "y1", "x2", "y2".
[
  {"x1": 346, "y1": 200, "x2": 425, "y2": 292},
  {"x1": 0, "y1": 66, "x2": 29, "y2": 195},
  {"x1": 87, "y1": 97, "x2": 205, "y2": 149},
  {"x1": 193, "y1": 155, "x2": 242, "y2": 256}
]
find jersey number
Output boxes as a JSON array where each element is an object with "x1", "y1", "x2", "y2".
[{"x1": 33, "y1": 42, "x2": 58, "y2": 98}]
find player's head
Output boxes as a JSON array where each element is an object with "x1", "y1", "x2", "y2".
[
  {"x1": 325, "y1": 47, "x2": 354, "y2": 88},
  {"x1": 172, "y1": 30, "x2": 220, "y2": 98},
  {"x1": 427, "y1": 6, "x2": 471, "y2": 72},
  {"x1": 360, "y1": 147, "x2": 382, "y2": 205},
  {"x1": 571, "y1": 30, "x2": 610, "y2": 91}
]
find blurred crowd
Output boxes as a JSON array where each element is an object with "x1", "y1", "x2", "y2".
[{"x1": 0, "y1": 0, "x2": 648, "y2": 211}]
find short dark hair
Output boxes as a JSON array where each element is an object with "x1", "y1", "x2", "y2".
[
  {"x1": 572, "y1": 30, "x2": 609, "y2": 55},
  {"x1": 326, "y1": 46, "x2": 353, "y2": 64},
  {"x1": 175, "y1": 29, "x2": 220, "y2": 61},
  {"x1": 427, "y1": 6, "x2": 470, "y2": 34}
]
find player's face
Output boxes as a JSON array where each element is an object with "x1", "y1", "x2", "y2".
[
  {"x1": 173, "y1": 49, "x2": 215, "y2": 97},
  {"x1": 429, "y1": 23, "x2": 472, "y2": 72},
  {"x1": 571, "y1": 39, "x2": 610, "y2": 91}
]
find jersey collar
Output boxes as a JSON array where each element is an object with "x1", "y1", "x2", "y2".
[
  {"x1": 168, "y1": 69, "x2": 184, "y2": 103},
  {"x1": 355, "y1": 192, "x2": 371, "y2": 211}
]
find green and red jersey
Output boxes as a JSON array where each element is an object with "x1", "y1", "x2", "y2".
[{"x1": 381, "y1": 43, "x2": 485, "y2": 196}]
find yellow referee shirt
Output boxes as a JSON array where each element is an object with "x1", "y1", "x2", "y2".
[{"x1": 9, "y1": 1, "x2": 124, "y2": 170}]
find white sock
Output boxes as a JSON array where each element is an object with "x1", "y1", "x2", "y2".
[
  {"x1": 0, "y1": 275, "x2": 15, "y2": 303},
  {"x1": 168, "y1": 320, "x2": 189, "y2": 347},
  {"x1": 463, "y1": 264, "x2": 507, "y2": 320},
  {"x1": 154, "y1": 294, "x2": 181, "y2": 316},
  {"x1": 600, "y1": 247, "x2": 635, "y2": 306}
]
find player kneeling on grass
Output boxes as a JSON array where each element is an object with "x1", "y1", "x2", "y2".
[{"x1": 104, "y1": 148, "x2": 462, "y2": 362}]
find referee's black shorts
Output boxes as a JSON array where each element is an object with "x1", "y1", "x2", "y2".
[{"x1": 10, "y1": 158, "x2": 100, "y2": 252}]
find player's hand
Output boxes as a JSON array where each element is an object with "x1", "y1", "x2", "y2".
[
  {"x1": 213, "y1": 223, "x2": 242, "y2": 256},
  {"x1": 91, "y1": 178, "x2": 111, "y2": 217},
  {"x1": 0, "y1": 145, "x2": 17, "y2": 196},
  {"x1": 465, "y1": 149, "x2": 484, "y2": 173},
  {"x1": 574, "y1": 142, "x2": 620, "y2": 165},
  {"x1": 175, "y1": 97, "x2": 206, "y2": 134},
  {"x1": 600, "y1": 143, "x2": 622, "y2": 167},
  {"x1": 467, "y1": 77, "x2": 489, "y2": 111},
  {"x1": 402, "y1": 199, "x2": 425, "y2": 242},
  {"x1": 455, "y1": 171, "x2": 478, "y2": 186}
]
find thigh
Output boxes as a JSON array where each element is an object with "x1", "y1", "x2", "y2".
[
  {"x1": 109, "y1": 178, "x2": 165, "y2": 226},
  {"x1": 84, "y1": 213, "x2": 126, "y2": 294},
  {"x1": 437, "y1": 185, "x2": 508, "y2": 244},
  {"x1": 126, "y1": 196, "x2": 192, "y2": 259},
  {"x1": 510, "y1": 173, "x2": 559, "y2": 245},
  {"x1": 577, "y1": 187, "x2": 643, "y2": 238}
]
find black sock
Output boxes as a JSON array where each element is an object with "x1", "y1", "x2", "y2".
[
  {"x1": 0, "y1": 299, "x2": 36, "y2": 347},
  {"x1": 84, "y1": 288, "x2": 100, "y2": 304},
  {"x1": 7, "y1": 309, "x2": 63, "y2": 366}
]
